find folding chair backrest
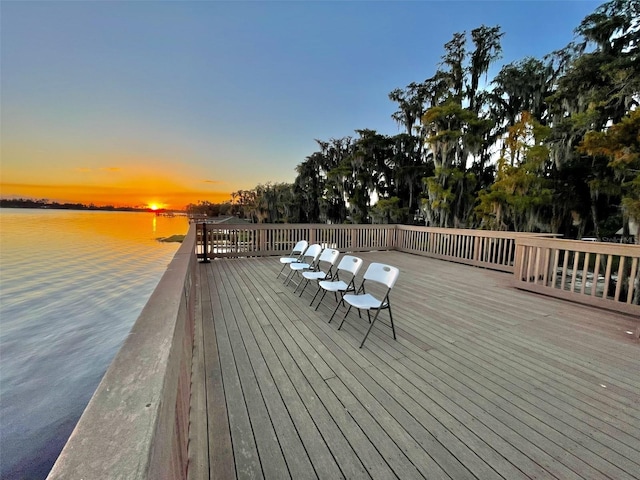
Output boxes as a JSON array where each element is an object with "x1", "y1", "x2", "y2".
[
  {"x1": 291, "y1": 240, "x2": 308, "y2": 256},
  {"x1": 301, "y1": 243, "x2": 322, "y2": 264},
  {"x1": 318, "y1": 248, "x2": 340, "y2": 267},
  {"x1": 336, "y1": 255, "x2": 363, "y2": 277},
  {"x1": 363, "y1": 263, "x2": 400, "y2": 289}
]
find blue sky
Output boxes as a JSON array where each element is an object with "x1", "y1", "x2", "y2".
[{"x1": 1, "y1": 0, "x2": 602, "y2": 208}]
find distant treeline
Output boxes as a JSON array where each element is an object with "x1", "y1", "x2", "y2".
[{"x1": 0, "y1": 198, "x2": 146, "y2": 212}]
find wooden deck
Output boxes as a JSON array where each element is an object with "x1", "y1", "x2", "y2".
[{"x1": 188, "y1": 251, "x2": 640, "y2": 480}]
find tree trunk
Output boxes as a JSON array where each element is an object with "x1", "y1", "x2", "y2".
[{"x1": 590, "y1": 203, "x2": 601, "y2": 240}]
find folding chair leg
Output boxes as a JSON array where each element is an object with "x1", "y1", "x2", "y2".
[
  {"x1": 337, "y1": 306, "x2": 353, "y2": 330},
  {"x1": 283, "y1": 269, "x2": 295, "y2": 285},
  {"x1": 276, "y1": 263, "x2": 287, "y2": 278},
  {"x1": 339, "y1": 293, "x2": 345, "y2": 307},
  {"x1": 314, "y1": 290, "x2": 328, "y2": 311},
  {"x1": 288, "y1": 275, "x2": 300, "y2": 288},
  {"x1": 388, "y1": 304, "x2": 396, "y2": 340},
  {"x1": 360, "y1": 309, "x2": 382, "y2": 348},
  {"x1": 296, "y1": 279, "x2": 309, "y2": 296},
  {"x1": 329, "y1": 301, "x2": 346, "y2": 324},
  {"x1": 310, "y1": 285, "x2": 322, "y2": 306}
]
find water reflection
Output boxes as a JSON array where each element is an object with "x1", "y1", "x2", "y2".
[{"x1": 0, "y1": 209, "x2": 186, "y2": 479}]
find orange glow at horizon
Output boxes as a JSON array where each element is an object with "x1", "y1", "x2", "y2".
[
  {"x1": 0, "y1": 147, "x2": 239, "y2": 210},
  {"x1": 0, "y1": 182, "x2": 233, "y2": 210},
  {"x1": 0, "y1": 155, "x2": 238, "y2": 210}
]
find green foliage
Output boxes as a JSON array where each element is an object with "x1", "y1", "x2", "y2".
[
  {"x1": 186, "y1": 200, "x2": 232, "y2": 218},
  {"x1": 370, "y1": 197, "x2": 408, "y2": 224},
  {"x1": 579, "y1": 110, "x2": 640, "y2": 241},
  {"x1": 188, "y1": 1, "x2": 637, "y2": 241},
  {"x1": 475, "y1": 113, "x2": 553, "y2": 231}
]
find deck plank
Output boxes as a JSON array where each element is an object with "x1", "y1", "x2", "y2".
[
  {"x1": 231, "y1": 260, "x2": 399, "y2": 480},
  {"x1": 205, "y1": 266, "x2": 264, "y2": 479},
  {"x1": 192, "y1": 251, "x2": 640, "y2": 480},
  {"x1": 187, "y1": 265, "x2": 209, "y2": 480},
  {"x1": 210, "y1": 265, "x2": 292, "y2": 480},
  {"x1": 219, "y1": 259, "x2": 344, "y2": 480},
  {"x1": 200, "y1": 264, "x2": 237, "y2": 480}
]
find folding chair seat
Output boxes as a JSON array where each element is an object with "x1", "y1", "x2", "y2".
[
  {"x1": 276, "y1": 240, "x2": 308, "y2": 278},
  {"x1": 313, "y1": 255, "x2": 363, "y2": 321},
  {"x1": 338, "y1": 263, "x2": 400, "y2": 348},
  {"x1": 284, "y1": 243, "x2": 322, "y2": 286},
  {"x1": 296, "y1": 248, "x2": 340, "y2": 296}
]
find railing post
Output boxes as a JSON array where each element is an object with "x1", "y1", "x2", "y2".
[
  {"x1": 200, "y1": 223, "x2": 210, "y2": 263},
  {"x1": 473, "y1": 236, "x2": 480, "y2": 263},
  {"x1": 513, "y1": 240, "x2": 523, "y2": 282},
  {"x1": 309, "y1": 226, "x2": 316, "y2": 246},
  {"x1": 390, "y1": 225, "x2": 398, "y2": 250}
]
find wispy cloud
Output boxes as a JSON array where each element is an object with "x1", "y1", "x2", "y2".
[
  {"x1": 203, "y1": 179, "x2": 224, "y2": 184},
  {"x1": 101, "y1": 167, "x2": 121, "y2": 172}
]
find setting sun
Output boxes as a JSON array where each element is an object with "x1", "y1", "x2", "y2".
[{"x1": 149, "y1": 203, "x2": 160, "y2": 211}]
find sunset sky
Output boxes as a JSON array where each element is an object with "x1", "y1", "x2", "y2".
[{"x1": 1, "y1": 1, "x2": 601, "y2": 210}]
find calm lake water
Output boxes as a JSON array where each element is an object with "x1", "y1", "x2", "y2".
[{"x1": 0, "y1": 209, "x2": 187, "y2": 479}]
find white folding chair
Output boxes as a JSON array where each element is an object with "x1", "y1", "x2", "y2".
[
  {"x1": 284, "y1": 243, "x2": 322, "y2": 286},
  {"x1": 276, "y1": 240, "x2": 308, "y2": 278},
  {"x1": 296, "y1": 248, "x2": 340, "y2": 297},
  {"x1": 313, "y1": 255, "x2": 364, "y2": 321},
  {"x1": 338, "y1": 263, "x2": 400, "y2": 348}
]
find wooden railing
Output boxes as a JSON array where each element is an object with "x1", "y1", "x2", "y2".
[
  {"x1": 197, "y1": 222, "x2": 639, "y2": 316},
  {"x1": 197, "y1": 223, "x2": 555, "y2": 273},
  {"x1": 47, "y1": 225, "x2": 198, "y2": 480},
  {"x1": 394, "y1": 225, "x2": 555, "y2": 273},
  {"x1": 197, "y1": 223, "x2": 397, "y2": 259},
  {"x1": 514, "y1": 236, "x2": 640, "y2": 316}
]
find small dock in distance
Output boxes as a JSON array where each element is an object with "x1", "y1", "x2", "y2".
[{"x1": 189, "y1": 250, "x2": 640, "y2": 480}]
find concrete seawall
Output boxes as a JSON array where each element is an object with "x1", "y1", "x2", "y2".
[{"x1": 47, "y1": 225, "x2": 197, "y2": 479}]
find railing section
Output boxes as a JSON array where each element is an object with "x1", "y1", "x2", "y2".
[
  {"x1": 47, "y1": 225, "x2": 198, "y2": 480},
  {"x1": 514, "y1": 236, "x2": 640, "y2": 315},
  {"x1": 197, "y1": 223, "x2": 397, "y2": 258},
  {"x1": 395, "y1": 226, "x2": 554, "y2": 273},
  {"x1": 196, "y1": 223, "x2": 558, "y2": 273}
]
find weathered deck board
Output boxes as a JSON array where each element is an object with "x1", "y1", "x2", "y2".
[
  {"x1": 190, "y1": 251, "x2": 640, "y2": 480},
  {"x1": 216, "y1": 260, "x2": 340, "y2": 480},
  {"x1": 187, "y1": 266, "x2": 209, "y2": 480}
]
